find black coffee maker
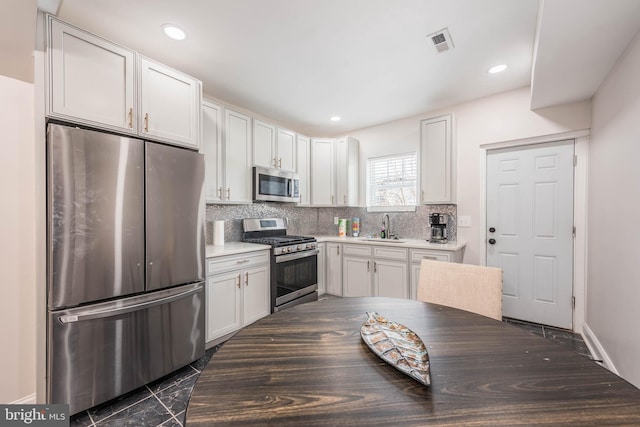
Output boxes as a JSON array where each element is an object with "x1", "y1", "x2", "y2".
[{"x1": 429, "y1": 213, "x2": 448, "y2": 243}]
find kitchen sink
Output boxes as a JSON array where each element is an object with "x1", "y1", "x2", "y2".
[{"x1": 356, "y1": 238, "x2": 406, "y2": 243}]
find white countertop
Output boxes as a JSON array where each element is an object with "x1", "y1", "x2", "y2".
[
  {"x1": 206, "y1": 242, "x2": 271, "y2": 258},
  {"x1": 314, "y1": 236, "x2": 466, "y2": 251},
  {"x1": 206, "y1": 237, "x2": 465, "y2": 258}
]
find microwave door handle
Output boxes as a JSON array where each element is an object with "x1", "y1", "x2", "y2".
[{"x1": 287, "y1": 179, "x2": 292, "y2": 197}]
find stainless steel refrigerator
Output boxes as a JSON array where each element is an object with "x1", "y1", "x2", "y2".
[{"x1": 46, "y1": 123, "x2": 206, "y2": 415}]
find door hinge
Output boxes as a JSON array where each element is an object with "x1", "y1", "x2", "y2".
[
  {"x1": 571, "y1": 296, "x2": 576, "y2": 309},
  {"x1": 573, "y1": 155, "x2": 577, "y2": 167},
  {"x1": 572, "y1": 226, "x2": 576, "y2": 238}
]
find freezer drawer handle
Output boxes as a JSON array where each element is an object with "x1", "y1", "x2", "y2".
[{"x1": 57, "y1": 285, "x2": 202, "y2": 324}]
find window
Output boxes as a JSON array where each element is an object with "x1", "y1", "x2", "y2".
[{"x1": 367, "y1": 153, "x2": 417, "y2": 211}]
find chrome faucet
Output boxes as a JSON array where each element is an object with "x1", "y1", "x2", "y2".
[{"x1": 382, "y1": 214, "x2": 391, "y2": 239}]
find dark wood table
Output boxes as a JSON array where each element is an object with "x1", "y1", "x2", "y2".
[{"x1": 187, "y1": 297, "x2": 640, "y2": 426}]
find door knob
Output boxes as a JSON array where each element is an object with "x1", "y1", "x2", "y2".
[
  {"x1": 489, "y1": 227, "x2": 496, "y2": 233},
  {"x1": 488, "y1": 238, "x2": 496, "y2": 245}
]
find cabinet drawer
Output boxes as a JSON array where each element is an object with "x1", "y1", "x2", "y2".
[
  {"x1": 207, "y1": 251, "x2": 270, "y2": 275},
  {"x1": 343, "y1": 244, "x2": 372, "y2": 257},
  {"x1": 373, "y1": 246, "x2": 408, "y2": 261},
  {"x1": 410, "y1": 249, "x2": 451, "y2": 263}
]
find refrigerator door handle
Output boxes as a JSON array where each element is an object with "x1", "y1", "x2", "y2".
[{"x1": 58, "y1": 283, "x2": 203, "y2": 324}]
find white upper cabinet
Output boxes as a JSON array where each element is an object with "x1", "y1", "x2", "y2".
[
  {"x1": 335, "y1": 136, "x2": 359, "y2": 206},
  {"x1": 223, "y1": 109, "x2": 253, "y2": 203},
  {"x1": 202, "y1": 103, "x2": 252, "y2": 204},
  {"x1": 253, "y1": 120, "x2": 297, "y2": 172},
  {"x1": 296, "y1": 134, "x2": 311, "y2": 206},
  {"x1": 420, "y1": 114, "x2": 455, "y2": 204},
  {"x1": 47, "y1": 16, "x2": 136, "y2": 134},
  {"x1": 138, "y1": 56, "x2": 201, "y2": 149},
  {"x1": 276, "y1": 128, "x2": 296, "y2": 172},
  {"x1": 46, "y1": 16, "x2": 202, "y2": 149},
  {"x1": 310, "y1": 138, "x2": 335, "y2": 206},
  {"x1": 202, "y1": 101, "x2": 224, "y2": 203},
  {"x1": 253, "y1": 119, "x2": 276, "y2": 169}
]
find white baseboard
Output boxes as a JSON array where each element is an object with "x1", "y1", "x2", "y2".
[
  {"x1": 582, "y1": 323, "x2": 619, "y2": 375},
  {"x1": 11, "y1": 393, "x2": 36, "y2": 405}
]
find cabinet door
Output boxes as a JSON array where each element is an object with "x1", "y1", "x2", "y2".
[
  {"x1": 296, "y1": 135, "x2": 311, "y2": 206},
  {"x1": 317, "y1": 243, "x2": 326, "y2": 295},
  {"x1": 310, "y1": 139, "x2": 334, "y2": 206},
  {"x1": 242, "y1": 265, "x2": 270, "y2": 325},
  {"x1": 276, "y1": 128, "x2": 297, "y2": 172},
  {"x1": 335, "y1": 138, "x2": 348, "y2": 206},
  {"x1": 202, "y1": 101, "x2": 224, "y2": 202},
  {"x1": 224, "y1": 109, "x2": 252, "y2": 203},
  {"x1": 420, "y1": 114, "x2": 453, "y2": 203},
  {"x1": 343, "y1": 257, "x2": 372, "y2": 297},
  {"x1": 410, "y1": 263, "x2": 421, "y2": 300},
  {"x1": 139, "y1": 56, "x2": 201, "y2": 149},
  {"x1": 253, "y1": 119, "x2": 276, "y2": 169},
  {"x1": 325, "y1": 243, "x2": 343, "y2": 296},
  {"x1": 206, "y1": 272, "x2": 242, "y2": 343},
  {"x1": 375, "y1": 259, "x2": 408, "y2": 299},
  {"x1": 48, "y1": 17, "x2": 136, "y2": 133},
  {"x1": 335, "y1": 137, "x2": 359, "y2": 206}
]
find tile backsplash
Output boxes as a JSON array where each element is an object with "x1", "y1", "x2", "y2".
[{"x1": 205, "y1": 203, "x2": 457, "y2": 244}]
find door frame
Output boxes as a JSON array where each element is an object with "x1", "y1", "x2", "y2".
[{"x1": 479, "y1": 129, "x2": 589, "y2": 333}]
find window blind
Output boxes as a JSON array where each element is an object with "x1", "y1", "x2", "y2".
[{"x1": 367, "y1": 153, "x2": 417, "y2": 207}]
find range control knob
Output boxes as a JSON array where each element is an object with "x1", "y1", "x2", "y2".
[{"x1": 297, "y1": 245, "x2": 304, "y2": 251}]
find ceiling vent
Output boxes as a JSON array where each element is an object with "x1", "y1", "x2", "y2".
[{"x1": 427, "y1": 28, "x2": 454, "y2": 53}]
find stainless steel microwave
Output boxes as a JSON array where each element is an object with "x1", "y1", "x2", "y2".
[{"x1": 253, "y1": 167, "x2": 300, "y2": 202}]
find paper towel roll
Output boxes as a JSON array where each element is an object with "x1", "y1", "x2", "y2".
[{"x1": 213, "y1": 220, "x2": 225, "y2": 246}]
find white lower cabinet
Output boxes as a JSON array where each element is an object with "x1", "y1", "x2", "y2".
[
  {"x1": 375, "y1": 259, "x2": 409, "y2": 299},
  {"x1": 325, "y1": 243, "x2": 343, "y2": 296},
  {"x1": 317, "y1": 243, "x2": 326, "y2": 295},
  {"x1": 409, "y1": 248, "x2": 464, "y2": 300},
  {"x1": 205, "y1": 250, "x2": 270, "y2": 344},
  {"x1": 342, "y1": 244, "x2": 409, "y2": 298}
]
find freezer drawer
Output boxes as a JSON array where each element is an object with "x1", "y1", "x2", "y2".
[{"x1": 47, "y1": 282, "x2": 205, "y2": 415}]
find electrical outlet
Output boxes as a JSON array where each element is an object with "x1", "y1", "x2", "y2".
[
  {"x1": 334, "y1": 216, "x2": 339, "y2": 225},
  {"x1": 458, "y1": 215, "x2": 471, "y2": 227}
]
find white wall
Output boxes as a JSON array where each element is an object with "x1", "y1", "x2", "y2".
[
  {"x1": 0, "y1": 75, "x2": 36, "y2": 402},
  {"x1": 587, "y1": 30, "x2": 640, "y2": 388},
  {"x1": 350, "y1": 86, "x2": 591, "y2": 264}
]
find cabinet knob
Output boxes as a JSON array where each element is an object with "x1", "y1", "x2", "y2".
[
  {"x1": 144, "y1": 113, "x2": 149, "y2": 132},
  {"x1": 273, "y1": 157, "x2": 277, "y2": 167},
  {"x1": 245, "y1": 272, "x2": 249, "y2": 286},
  {"x1": 128, "y1": 107, "x2": 133, "y2": 128},
  {"x1": 237, "y1": 274, "x2": 241, "y2": 288},
  {"x1": 488, "y1": 238, "x2": 496, "y2": 245},
  {"x1": 489, "y1": 227, "x2": 496, "y2": 233},
  {"x1": 367, "y1": 260, "x2": 370, "y2": 272},
  {"x1": 227, "y1": 188, "x2": 231, "y2": 199},
  {"x1": 279, "y1": 158, "x2": 282, "y2": 168}
]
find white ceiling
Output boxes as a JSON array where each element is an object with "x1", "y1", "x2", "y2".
[
  {"x1": 531, "y1": 0, "x2": 640, "y2": 109},
  {"x1": 55, "y1": 0, "x2": 539, "y2": 135},
  {"x1": 4, "y1": 1, "x2": 640, "y2": 135}
]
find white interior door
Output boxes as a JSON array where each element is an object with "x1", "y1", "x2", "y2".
[{"x1": 486, "y1": 140, "x2": 574, "y2": 329}]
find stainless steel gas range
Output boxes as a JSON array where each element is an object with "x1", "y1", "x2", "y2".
[{"x1": 242, "y1": 218, "x2": 318, "y2": 312}]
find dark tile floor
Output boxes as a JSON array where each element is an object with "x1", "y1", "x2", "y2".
[
  {"x1": 70, "y1": 318, "x2": 593, "y2": 426},
  {"x1": 70, "y1": 345, "x2": 221, "y2": 427}
]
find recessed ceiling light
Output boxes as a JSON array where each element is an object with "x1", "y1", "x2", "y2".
[
  {"x1": 162, "y1": 24, "x2": 186, "y2": 41},
  {"x1": 488, "y1": 64, "x2": 507, "y2": 74},
  {"x1": 330, "y1": 116, "x2": 341, "y2": 122}
]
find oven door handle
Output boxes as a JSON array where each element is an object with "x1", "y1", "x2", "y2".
[{"x1": 275, "y1": 249, "x2": 319, "y2": 263}]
